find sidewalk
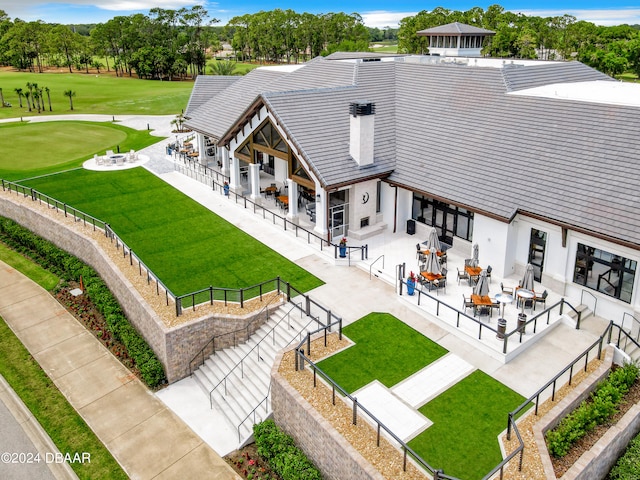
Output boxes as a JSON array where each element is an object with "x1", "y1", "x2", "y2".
[{"x1": 0, "y1": 262, "x2": 240, "y2": 480}]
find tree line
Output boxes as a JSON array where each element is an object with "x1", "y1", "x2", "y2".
[
  {"x1": 1, "y1": 5, "x2": 639, "y2": 79},
  {"x1": 398, "y1": 5, "x2": 640, "y2": 77}
]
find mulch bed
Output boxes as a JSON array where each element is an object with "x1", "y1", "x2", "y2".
[
  {"x1": 224, "y1": 444, "x2": 281, "y2": 480},
  {"x1": 551, "y1": 379, "x2": 640, "y2": 477},
  {"x1": 54, "y1": 282, "x2": 141, "y2": 380}
]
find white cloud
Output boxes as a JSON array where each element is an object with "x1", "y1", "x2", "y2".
[
  {"x1": 361, "y1": 11, "x2": 417, "y2": 29},
  {"x1": 514, "y1": 8, "x2": 640, "y2": 26}
]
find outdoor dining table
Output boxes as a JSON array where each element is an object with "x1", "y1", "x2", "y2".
[
  {"x1": 465, "y1": 265, "x2": 482, "y2": 285},
  {"x1": 276, "y1": 195, "x2": 289, "y2": 211},
  {"x1": 420, "y1": 249, "x2": 445, "y2": 257},
  {"x1": 471, "y1": 294, "x2": 493, "y2": 319},
  {"x1": 420, "y1": 272, "x2": 443, "y2": 290}
]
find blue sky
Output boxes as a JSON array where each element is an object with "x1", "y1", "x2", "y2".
[{"x1": 2, "y1": 1, "x2": 640, "y2": 28}]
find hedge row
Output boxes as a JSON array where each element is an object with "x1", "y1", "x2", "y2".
[
  {"x1": 0, "y1": 216, "x2": 166, "y2": 388},
  {"x1": 546, "y1": 362, "x2": 639, "y2": 458},
  {"x1": 609, "y1": 433, "x2": 640, "y2": 480},
  {"x1": 254, "y1": 419, "x2": 322, "y2": 480}
]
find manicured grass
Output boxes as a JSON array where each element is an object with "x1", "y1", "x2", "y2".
[
  {"x1": 0, "y1": 71, "x2": 193, "y2": 119},
  {"x1": 0, "y1": 316, "x2": 128, "y2": 480},
  {"x1": 0, "y1": 242, "x2": 59, "y2": 290},
  {"x1": 317, "y1": 313, "x2": 528, "y2": 479},
  {"x1": 0, "y1": 121, "x2": 164, "y2": 181},
  {"x1": 316, "y1": 313, "x2": 447, "y2": 392},
  {"x1": 370, "y1": 44, "x2": 398, "y2": 53},
  {"x1": 21, "y1": 168, "x2": 323, "y2": 296},
  {"x1": 409, "y1": 370, "x2": 527, "y2": 480}
]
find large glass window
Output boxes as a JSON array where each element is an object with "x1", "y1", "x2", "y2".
[
  {"x1": 574, "y1": 243, "x2": 636, "y2": 303},
  {"x1": 412, "y1": 194, "x2": 473, "y2": 243}
]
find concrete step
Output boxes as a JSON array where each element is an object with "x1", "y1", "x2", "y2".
[{"x1": 192, "y1": 302, "x2": 320, "y2": 447}]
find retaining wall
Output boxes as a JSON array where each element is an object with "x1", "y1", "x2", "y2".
[
  {"x1": 534, "y1": 347, "x2": 640, "y2": 479},
  {"x1": 0, "y1": 192, "x2": 272, "y2": 383},
  {"x1": 271, "y1": 348, "x2": 385, "y2": 480}
]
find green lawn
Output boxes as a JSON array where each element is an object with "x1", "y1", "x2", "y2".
[
  {"x1": 0, "y1": 316, "x2": 128, "y2": 480},
  {"x1": 317, "y1": 313, "x2": 528, "y2": 480},
  {"x1": 0, "y1": 242, "x2": 59, "y2": 290},
  {"x1": 409, "y1": 370, "x2": 527, "y2": 479},
  {"x1": 317, "y1": 313, "x2": 447, "y2": 392},
  {"x1": 20, "y1": 168, "x2": 324, "y2": 296},
  {"x1": 0, "y1": 121, "x2": 163, "y2": 181},
  {"x1": 0, "y1": 71, "x2": 193, "y2": 119}
]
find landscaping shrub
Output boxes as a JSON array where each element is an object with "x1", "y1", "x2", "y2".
[
  {"x1": 546, "y1": 362, "x2": 639, "y2": 458},
  {"x1": 609, "y1": 434, "x2": 640, "y2": 480},
  {"x1": 0, "y1": 216, "x2": 166, "y2": 388},
  {"x1": 254, "y1": 419, "x2": 322, "y2": 480}
]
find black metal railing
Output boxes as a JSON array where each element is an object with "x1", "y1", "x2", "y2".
[
  {"x1": 294, "y1": 348, "x2": 459, "y2": 479},
  {"x1": 2, "y1": 180, "x2": 309, "y2": 317},
  {"x1": 175, "y1": 161, "x2": 369, "y2": 262}
]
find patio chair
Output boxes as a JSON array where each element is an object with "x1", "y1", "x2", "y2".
[
  {"x1": 534, "y1": 290, "x2": 548, "y2": 310},
  {"x1": 457, "y1": 268, "x2": 469, "y2": 285},
  {"x1": 416, "y1": 244, "x2": 424, "y2": 261},
  {"x1": 106, "y1": 150, "x2": 114, "y2": 157},
  {"x1": 500, "y1": 283, "x2": 513, "y2": 295},
  {"x1": 462, "y1": 295, "x2": 473, "y2": 313},
  {"x1": 464, "y1": 258, "x2": 472, "y2": 268},
  {"x1": 486, "y1": 265, "x2": 492, "y2": 283},
  {"x1": 475, "y1": 305, "x2": 491, "y2": 322},
  {"x1": 434, "y1": 277, "x2": 446, "y2": 294}
]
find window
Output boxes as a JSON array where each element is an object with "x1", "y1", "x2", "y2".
[
  {"x1": 412, "y1": 194, "x2": 473, "y2": 242},
  {"x1": 574, "y1": 243, "x2": 636, "y2": 303}
]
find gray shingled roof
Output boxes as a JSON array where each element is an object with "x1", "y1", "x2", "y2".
[
  {"x1": 184, "y1": 75, "x2": 240, "y2": 117},
  {"x1": 502, "y1": 62, "x2": 614, "y2": 92},
  {"x1": 417, "y1": 22, "x2": 495, "y2": 36},
  {"x1": 185, "y1": 56, "x2": 640, "y2": 248},
  {"x1": 389, "y1": 61, "x2": 640, "y2": 248},
  {"x1": 264, "y1": 62, "x2": 397, "y2": 187},
  {"x1": 185, "y1": 69, "x2": 289, "y2": 139}
]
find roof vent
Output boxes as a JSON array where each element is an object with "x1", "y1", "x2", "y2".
[{"x1": 350, "y1": 102, "x2": 376, "y2": 117}]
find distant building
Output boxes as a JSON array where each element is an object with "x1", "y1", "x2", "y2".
[{"x1": 417, "y1": 22, "x2": 495, "y2": 57}]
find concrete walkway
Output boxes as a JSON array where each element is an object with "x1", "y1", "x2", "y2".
[{"x1": 0, "y1": 263, "x2": 240, "y2": 480}]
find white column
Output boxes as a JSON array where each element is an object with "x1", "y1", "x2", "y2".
[
  {"x1": 249, "y1": 163, "x2": 261, "y2": 201},
  {"x1": 197, "y1": 133, "x2": 206, "y2": 165},
  {"x1": 313, "y1": 183, "x2": 328, "y2": 236},
  {"x1": 287, "y1": 178, "x2": 298, "y2": 220},
  {"x1": 229, "y1": 157, "x2": 241, "y2": 190},
  {"x1": 222, "y1": 148, "x2": 230, "y2": 176}
]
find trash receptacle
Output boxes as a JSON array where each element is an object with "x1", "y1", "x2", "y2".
[
  {"x1": 497, "y1": 318, "x2": 507, "y2": 339},
  {"x1": 518, "y1": 313, "x2": 527, "y2": 334},
  {"x1": 407, "y1": 219, "x2": 416, "y2": 235}
]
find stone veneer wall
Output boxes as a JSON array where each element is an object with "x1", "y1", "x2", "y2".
[
  {"x1": 0, "y1": 193, "x2": 273, "y2": 383},
  {"x1": 534, "y1": 347, "x2": 640, "y2": 479},
  {"x1": 271, "y1": 349, "x2": 385, "y2": 480}
]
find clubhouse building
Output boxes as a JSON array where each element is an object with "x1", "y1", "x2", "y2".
[{"x1": 184, "y1": 27, "x2": 640, "y2": 325}]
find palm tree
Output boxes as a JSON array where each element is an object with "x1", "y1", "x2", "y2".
[
  {"x1": 0, "y1": 88, "x2": 5, "y2": 107},
  {"x1": 38, "y1": 88, "x2": 45, "y2": 112},
  {"x1": 14, "y1": 88, "x2": 24, "y2": 108},
  {"x1": 25, "y1": 92, "x2": 32, "y2": 112},
  {"x1": 210, "y1": 60, "x2": 238, "y2": 76},
  {"x1": 44, "y1": 87, "x2": 52, "y2": 111},
  {"x1": 32, "y1": 90, "x2": 41, "y2": 113},
  {"x1": 63, "y1": 90, "x2": 76, "y2": 110},
  {"x1": 26, "y1": 82, "x2": 34, "y2": 109}
]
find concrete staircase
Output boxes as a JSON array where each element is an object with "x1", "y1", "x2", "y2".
[{"x1": 192, "y1": 303, "x2": 321, "y2": 446}]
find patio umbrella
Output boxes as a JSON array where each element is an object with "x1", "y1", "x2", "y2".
[
  {"x1": 470, "y1": 243, "x2": 479, "y2": 267},
  {"x1": 474, "y1": 270, "x2": 490, "y2": 296},
  {"x1": 522, "y1": 263, "x2": 535, "y2": 291},
  {"x1": 423, "y1": 249, "x2": 442, "y2": 275},
  {"x1": 426, "y1": 227, "x2": 441, "y2": 252}
]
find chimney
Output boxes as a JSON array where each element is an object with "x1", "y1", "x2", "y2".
[{"x1": 349, "y1": 101, "x2": 375, "y2": 166}]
